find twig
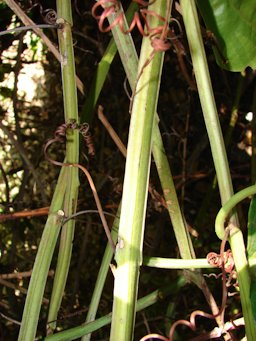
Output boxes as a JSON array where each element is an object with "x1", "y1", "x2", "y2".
[
  {"x1": 0, "y1": 24, "x2": 58, "y2": 36},
  {"x1": 63, "y1": 209, "x2": 117, "y2": 224},
  {"x1": 98, "y1": 105, "x2": 127, "y2": 157},
  {"x1": 0, "y1": 206, "x2": 49, "y2": 222},
  {"x1": 0, "y1": 278, "x2": 49, "y2": 304},
  {"x1": 0, "y1": 312, "x2": 21, "y2": 326},
  {"x1": 71, "y1": 163, "x2": 116, "y2": 251},
  {"x1": 0, "y1": 270, "x2": 54, "y2": 280}
]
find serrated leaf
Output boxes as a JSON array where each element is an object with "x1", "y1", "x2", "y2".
[{"x1": 196, "y1": 0, "x2": 256, "y2": 71}]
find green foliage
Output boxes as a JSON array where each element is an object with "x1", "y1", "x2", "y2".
[
  {"x1": 248, "y1": 195, "x2": 256, "y2": 321},
  {"x1": 197, "y1": 0, "x2": 256, "y2": 71},
  {"x1": 247, "y1": 196, "x2": 256, "y2": 262}
]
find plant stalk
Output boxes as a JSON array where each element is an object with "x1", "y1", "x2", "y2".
[
  {"x1": 180, "y1": 1, "x2": 256, "y2": 339},
  {"x1": 47, "y1": 0, "x2": 80, "y2": 332},
  {"x1": 110, "y1": 2, "x2": 170, "y2": 339}
]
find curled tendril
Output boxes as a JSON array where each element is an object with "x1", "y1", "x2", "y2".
[
  {"x1": 122, "y1": 11, "x2": 149, "y2": 36},
  {"x1": 27, "y1": 2, "x2": 57, "y2": 25},
  {"x1": 44, "y1": 123, "x2": 115, "y2": 251},
  {"x1": 79, "y1": 123, "x2": 95, "y2": 157},
  {"x1": 207, "y1": 250, "x2": 234, "y2": 274},
  {"x1": 44, "y1": 121, "x2": 95, "y2": 162},
  {"x1": 43, "y1": 9, "x2": 58, "y2": 25},
  {"x1": 91, "y1": 0, "x2": 176, "y2": 53}
]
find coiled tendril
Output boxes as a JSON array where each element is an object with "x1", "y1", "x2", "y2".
[
  {"x1": 91, "y1": 0, "x2": 173, "y2": 51},
  {"x1": 43, "y1": 9, "x2": 58, "y2": 25},
  {"x1": 45, "y1": 121, "x2": 95, "y2": 161}
]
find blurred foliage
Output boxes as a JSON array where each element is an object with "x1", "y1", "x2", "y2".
[{"x1": 0, "y1": 1, "x2": 255, "y2": 340}]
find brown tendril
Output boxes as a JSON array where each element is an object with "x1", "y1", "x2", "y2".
[
  {"x1": 43, "y1": 9, "x2": 58, "y2": 25},
  {"x1": 27, "y1": 2, "x2": 57, "y2": 25},
  {"x1": 79, "y1": 123, "x2": 95, "y2": 157},
  {"x1": 44, "y1": 124, "x2": 115, "y2": 251}
]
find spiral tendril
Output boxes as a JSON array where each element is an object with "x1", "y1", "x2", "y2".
[
  {"x1": 91, "y1": 0, "x2": 176, "y2": 53},
  {"x1": 43, "y1": 9, "x2": 58, "y2": 25}
]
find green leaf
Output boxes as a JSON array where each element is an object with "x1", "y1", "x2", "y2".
[
  {"x1": 247, "y1": 195, "x2": 256, "y2": 261},
  {"x1": 247, "y1": 195, "x2": 256, "y2": 322},
  {"x1": 196, "y1": 0, "x2": 256, "y2": 71}
]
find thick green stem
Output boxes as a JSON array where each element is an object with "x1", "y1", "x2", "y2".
[
  {"x1": 180, "y1": 0, "x2": 236, "y2": 207},
  {"x1": 45, "y1": 277, "x2": 186, "y2": 341},
  {"x1": 47, "y1": 0, "x2": 80, "y2": 333},
  {"x1": 108, "y1": 0, "x2": 195, "y2": 261},
  {"x1": 251, "y1": 85, "x2": 256, "y2": 183},
  {"x1": 81, "y1": 206, "x2": 120, "y2": 341},
  {"x1": 110, "y1": 2, "x2": 169, "y2": 340},
  {"x1": 17, "y1": 167, "x2": 67, "y2": 341},
  {"x1": 107, "y1": 1, "x2": 224, "y2": 325},
  {"x1": 215, "y1": 184, "x2": 256, "y2": 339},
  {"x1": 152, "y1": 123, "x2": 195, "y2": 259},
  {"x1": 180, "y1": 2, "x2": 255, "y2": 338},
  {"x1": 144, "y1": 257, "x2": 213, "y2": 269}
]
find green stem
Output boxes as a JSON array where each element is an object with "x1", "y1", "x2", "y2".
[
  {"x1": 80, "y1": 2, "x2": 138, "y2": 125},
  {"x1": 215, "y1": 184, "x2": 256, "y2": 340},
  {"x1": 110, "y1": 2, "x2": 170, "y2": 340},
  {"x1": 152, "y1": 123, "x2": 195, "y2": 259},
  {"x1": 81, "y1": 206, "x2": 120, "y2": 341},
  {"x1": 45, "y1": 277, "x2": 186, "y2": 341},
  {"x1": 195, "y1": 74, "x2": 245, "y2": 230},
  {"x1": 215, "y1": 185, "x2": 256, "y2": 240},
  {"x1": 47, "y1": 0, "x2": 80, "y2": 332},
  {"x1": 17, "y1": 167, "x2": 67, "y2": 341},
  {"x1": 108, "y1": 3, "x2": 223, "y2": 322},
  {"x1": 143, "y1": 257, "x2": 213, "y2": 269},
  {"x1": 180, "y1": 0, "x2": 236, "y2": 208},
  {"x1": 251, "y1": 85, "x2": 256, "y2": 184},
  {"x1": 108, "y1": 1, "x2": 194, "y2": 261},
  {"x1": 180, "y1": 2, "x2": 255, "y2": 338}
]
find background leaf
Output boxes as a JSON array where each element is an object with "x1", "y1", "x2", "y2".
[
  {"x1": 197, "y1": 0, "x2": 256, "y2": 71},
  {"x1": 247, "y1": 196, "x2": 256, "y2": 322}
]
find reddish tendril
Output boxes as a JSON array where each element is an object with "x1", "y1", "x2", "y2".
[
  {"x1": 207, "y1": 249, "x2": 234, "y2": 274},
  {"x1": 91, "y1": 0, "x2": 174, "y2": 52},
  {"x1": 91, "y1": 0, "x2": 121, "y2": 33}
]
